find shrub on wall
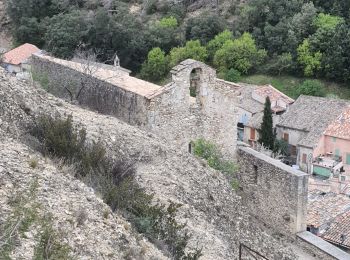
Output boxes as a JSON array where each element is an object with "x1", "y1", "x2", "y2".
[{"x1": 192, "y1": 139, "x2": 238, "y2": 189}]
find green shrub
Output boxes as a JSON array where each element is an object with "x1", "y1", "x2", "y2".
[
  {"x1": 296, "y1": 79, "x2": 326, "y2": 97},
  {"x1": 31, "y1": 115, "x2": 201, "y2": 259},
  {"x1": 273, "y1": 139, "x2": 289, "y2": 156},
  {"x1": 224, "y1": 68, "x2": 241, "y2": 82},
  {"x1": 33, "y1": 218, "x2": 71, "y2": 260},
  {"x1": 192, "y1": 139, "x2": 237, "y2": 176}
]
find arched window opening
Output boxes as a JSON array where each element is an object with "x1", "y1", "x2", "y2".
[{"x1": 190, "y1": 68, "x2": 201, "y2": 97}]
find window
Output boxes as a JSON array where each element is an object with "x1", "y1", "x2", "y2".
[
  {"x1": 341, "y1": 176, "x2": 346, "y2": 182},
  {"x1": 283, "y1": 133, "x2": 289, "y2": 142},
  {"x1": 302, "y1": 154, "x2": 307, "y2": 163},
  {"x1": 346, "y1": 153, "x2": 350, "y2": 165},
  {"x1": 250, "y1": 128, "x2": 256, "y2": 140},
  {"x1": 332, "y1": 136, "x2": 337, "y2": 143},
  {"x1": 291, "y1": 145, "x2": 297, "y2": 156},
  {"x1": 253, "y1": 165, "x2": 258, "y2": 184},
  {"x1": 190, "y1": 68, "x2": 201, "y2": 97}
]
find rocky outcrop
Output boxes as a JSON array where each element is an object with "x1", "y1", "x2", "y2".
[{"x1": 0, "y1": 69, "x2": 298, "y2": 259}]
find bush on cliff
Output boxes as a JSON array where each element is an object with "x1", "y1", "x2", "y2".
[{"x1": 31, "y1": 115, "x2": 202, "y2": 259}]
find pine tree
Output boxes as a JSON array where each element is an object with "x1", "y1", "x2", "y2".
[{"x1": 258, "y1": 96, "x2": 275, "y2": 150}]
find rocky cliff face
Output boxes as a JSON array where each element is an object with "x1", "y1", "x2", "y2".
[
  {"x1": 0, "y1": 0, "x2": 11, "y2": 51},
  {"x1": 0, "y1": 69, "x2": 298, "y2": 259}
]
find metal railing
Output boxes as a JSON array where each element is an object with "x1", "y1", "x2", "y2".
[{"x1": 239, "y1": 244, "x2": 269, "y2": 260}]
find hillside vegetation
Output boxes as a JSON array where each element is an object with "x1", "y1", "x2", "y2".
[{"x1": 5, "y1": 0, "x2": 350, "y2": 95}]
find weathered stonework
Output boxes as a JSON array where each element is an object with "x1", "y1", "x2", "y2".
[
  {"x1": 31, "y1": 55, "x2": 239, "y2": 158},
  {"x1": 237, "y1": 145, "x2": 308, "y2": 236}
]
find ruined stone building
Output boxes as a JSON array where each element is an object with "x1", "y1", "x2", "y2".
[
  {"x1": 29, "y1": 54, "x2": 350, "y2": 259},
  {"x1": 32, "y1": 54, "x2": 239, "y2": 158}
]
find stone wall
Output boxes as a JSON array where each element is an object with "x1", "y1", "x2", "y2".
[
  {"x1": 237, "y1": 146, "x2": 309, "y2": 236},
  {"x1": 148, "y1": 60, "x2": 239, "y2": 158},
  {"x1": 32, "y1": 56, "x2": 240, "y2": 158},
  {"x1": 31, "y1": 55, "x2": 150, "y2": 127}
]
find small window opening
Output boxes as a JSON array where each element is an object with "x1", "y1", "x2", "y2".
[
  {"x1": 190, "y1": 68, "x2": 201, "y2": 97},
  {"x1": 253, "y1": 165, "x2": 258, "y2": 184}
]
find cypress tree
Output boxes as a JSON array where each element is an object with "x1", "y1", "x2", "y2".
[{"x1": 258, "y1": 96, "x2": 274, "y2": 150}]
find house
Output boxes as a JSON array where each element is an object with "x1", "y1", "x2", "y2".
[
  {"x1": 276, "y1": 96, "x2": 349, "y2": 172},
  {"x1": 237, "y1": 84, "x2": 294, "y2": 146},
  {"x1": 307, "y1": 190, "x2": 350, "y2": 236},
  {"x1": 1, "y1": 43, "x2": 40, "y2": 74},
  {"x1": 322, "y1": 211, "x2": 350, "y2": 252},
  {"x1": 308, "y1": 106, "x2": 350, "y2": 194}
]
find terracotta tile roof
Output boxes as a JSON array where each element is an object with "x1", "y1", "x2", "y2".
[
  {"x1": 253, "y1": 85, "x2": 294, "y2": 104},
  {"x1": 2, "y1": 43, "x2": 40, "y2": 65},
  {"x1": 324, "y1": 106, "x2": 350, "y2": 141},
  {"x1": 307, "y1": 190, "x2": 350, "y2": 229},
  {"x1": 237, "y1": 84, "x2": 294, "y2": 114},
  {"x1": 35, "y1": 54, "x2": 163, "y2": 98},
  {"x1": 322, "y1": 211, "x2": 350, "y2": 249}
]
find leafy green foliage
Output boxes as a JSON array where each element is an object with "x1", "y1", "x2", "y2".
[
  {"x1": 214, "y1": 33, "x2": 267, "y2": 74},
  {"x1": 273, "y1": 139, "x2": 289, "y2": 156},
  {"x1": 297, "y1": 39, "x2": 322, "y2": 77},
  {"x1": 258, "y1": 97, "x2": 274, "y2": 150},
  {"x1": 185, "y1": 13, "x2": 226, "y2": 44},
  {"x1": 45, "y1": 11, "x2": 90, "y2": 58},
  {"x1": 296, "y1": 80, "x2": 326, "y2": 97},
  {"x1": 224, "y1": 68, "x2": 241, "y2": 82},
  {"x1": 169, "y1": 40, "x2": 208, "y2": 67},
  {"x1": 193, "y1": 139, "x2": 237, "y2": 176},
  {"x1": 141, "y1": 48, "x2": 169, "y2": 82},
  {"x1": 206, "y1": 30, "x2": 233, "y2": 60},
  {"x1": 192, "y1": 139, "x2": 238, "y2": 190},
  {"x1": 159, "y1": 16, "x2": 178, "y2": 28},
  {"x1": 313, "y1": 13, "x2": 344, "y2": 31}
]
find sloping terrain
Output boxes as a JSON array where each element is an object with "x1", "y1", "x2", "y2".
[
  {"x1": 0, "y1": 0, "x2": 11, "y2": 51},
  {"x1": 0, "y1": 68, "x2": 298, "y2": 259}
]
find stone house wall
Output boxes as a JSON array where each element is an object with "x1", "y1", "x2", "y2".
[{"x1": 237, "y1": 146, "x2": 308, "y2": 236}]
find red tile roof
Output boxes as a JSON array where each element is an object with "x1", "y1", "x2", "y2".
[
  {"x1": 324, "y1": 106, "x2": 350, "y2": 140},
  {"x1": 254, "y1": 85, "x2": 294, "y2": 104},
  {"x1": 2, "y1": 43, "x2": 40, "y2": 65},
  {"x1": 322, "y1": 211, "x2": 350, "y2": 249}
]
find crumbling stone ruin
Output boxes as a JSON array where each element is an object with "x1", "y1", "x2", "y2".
[
  {"x1": 2, "y1": 53, "x2": 350, "y2": 259},
  {"x1": 32, "y1": 55, "x2": 239, "y2": 158}
]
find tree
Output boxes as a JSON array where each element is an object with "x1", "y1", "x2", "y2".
[
  {"x1": 313, "y1": 13, "x2": 344, "y2": 31},
  {"x1": 159, "y1": 16, "x2": 178, "y2": 28},
  {"x1": 295, "y1": 80, "x2": 326, "y2": 97},
  {"x1": 206, "y1": 30, "x2": 233, "y2": 60},
  {"x1": 146, "y1": 16, "x2": 183, "y2": 53},
  {"x1": 213, "y1": 32, "x2": 267, "y2": 74},
  {"x1": 45, "y1": 11, "x2": 90, "y2": 58},
  {"x1": 169, "y1": 40, "x2": 208, "y2": 67},
  {"x1": 258, "y1": 97, "x2": 274, "y2": 150},
  {"x1": 140, "y1": 48, "x2": 169, "y2": 82},
  {"x1": 297, "y1": 39, "x2": 322, "y2": 76},
  {"x1": 185, "y1": 13, "x2": 226, "y2": 44}
]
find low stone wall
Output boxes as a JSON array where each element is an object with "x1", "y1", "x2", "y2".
[
  {"x1": 237, "y1": 146, "x2": 309, "y2": 236},
  {"x1": 297, "y1": 231, "x2": 350, "y2": 260}
]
